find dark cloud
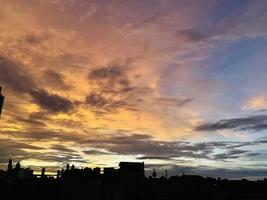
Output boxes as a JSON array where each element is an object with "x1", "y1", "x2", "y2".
[
  {"x1": 213, "y1": 150, "x2": 248, "y2": 160},
  {"x1": 0, "y1": 56, "x2": 37, "y2": 93},
  {"x1": 81, "y1": 133, "x2": 224, "y2": 159},
  {"x1": 86, "y1": 65, "x2": 152, "y2": 113},
  {"x1": 0, "y1": 56, "x2": 75, "y2": 113},
  {"x1": 85, "y1": 92, "x2": 128, "y2": 112},
  {"x1": 195, "y1": 115, "x2": 267, "y2": 132},
  {"x1": 177, "y1": 29, "x2": 210, "y2": 43},
  {"x1": 0, "y1": 128, "x2": 265, "y2": 172},
  {"x1": 1, "y1": 129, "x2": 84, "y2": 144},
  {"x1": 156, "y1": 97, "x2": 193, "y2": 108},
  {"x1": 85, "y1": 92, "x2": 108, "y2": 108},
  {"x1": 89, "y1": 66, "x2": 125, "y2": 80},
  {"x1": 80, "y1": 133, "x2": 265, "y2": 162},
  {"x1": 30, "y1": 153, "x2": 86, "y2": 164},
  {"x1": 10, "y1": 130, "x2": 198, "y2": 159},
  {"x1": 0, "y1": 139, "x2": 86, "y2": 171},
  {"x1": 88, "y1": 65, "x2": 133, "y2": 94},
  {"x1": 83, "y1": 149, "x2": 112, "y2": 155},
  {"x1": 23, "y1": 32, "x2": 50, "y2": 45},
  {"x1": 0, "y1": 138, "x2": 45, "y2": 163},
  {"x1": 12, "y1": 115, "x2": 47, "y2": 127},
  {"x1": 137, "y1": 156, "x2": 173, "y2": 160},
  {"x1": 42, "y1": 70, "x2": 72, "y2": 90},
  {"x1": 28, "y1": 111, "x2": 50, "y2": 122},
  {"x1": 82, "y1": 133, "x2": 153, "y2": 146},
  {"x1": 246, "y1": 153, "x2": 261, "y2": 157},
  {"x1": 2, "y1": 126, "x2": 264, "y2": 163},
  {"x1": 87, "y1": 65, "x2": 192, "y2": 114},
  {"x1": 30, "y1": 88, "x2": 74, "y2": 113},
  {"x1": 50, "y1": 144, "x2": 76, "y2": 153},
  {"x1": 217, "y1": 137, "x2": 267, "y2": 149}
]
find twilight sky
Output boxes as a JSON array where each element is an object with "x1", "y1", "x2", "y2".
[{"x1": 0, "y1": 0, "x2": 267, "y2": 179}]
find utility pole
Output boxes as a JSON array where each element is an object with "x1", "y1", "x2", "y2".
[{"x1": 0, "y1": 86, "x2": 4, "y2": 117}]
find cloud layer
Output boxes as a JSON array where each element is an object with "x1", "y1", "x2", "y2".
[{"x1": 0, "y1": 0, "x2": 266, "y2": 178}]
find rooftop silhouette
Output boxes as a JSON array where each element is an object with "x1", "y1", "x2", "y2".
[{"x1": 0, "y1": 159, "x2": 267, "y2": 200}]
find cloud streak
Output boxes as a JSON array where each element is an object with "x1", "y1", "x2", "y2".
[
  {"x1": 0, "y1": 56, "x2": 37, "y2": 93},
  {"x1": 30, "y1": 89, "x2": 74, "y2": 113},
  {"x1": 195, "y1": 115, "x2": 267, "y2": 132},
  {"x1": 86, "y1": 65, "x2": 152, "y2": 113}
]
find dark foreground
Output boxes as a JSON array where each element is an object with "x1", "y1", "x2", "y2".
[
  {"x1": 1, "y1": 175, "x2": 267, "y2": 200},
  {"x1": 1, "y1": 160, "x2": 267, "y2": 200}
]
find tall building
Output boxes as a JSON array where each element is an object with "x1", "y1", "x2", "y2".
[
  {"x1": 0, "y1": 86, "x2": 4, "y2": 117},
  {"x1": 118, "y1": 162, "x2": 144, "y2": 181}
]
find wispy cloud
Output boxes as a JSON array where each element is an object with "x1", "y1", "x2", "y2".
[
  {"x1": 195, "y1": 115, "x2": 267, "y2": 132},
  {"x1": 30, "y1": 89, "x2": 75, "y2": 113},
  {"x1": 0, "y1": 56, "x2": 37, "y2": 93},
  {"x1": 0, "y1": 0, "x2": 267, "y2": 177}
]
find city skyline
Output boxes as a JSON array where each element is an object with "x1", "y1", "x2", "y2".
[{"x1": 0, "y1": 0, "x2": 267, "y2": 179}]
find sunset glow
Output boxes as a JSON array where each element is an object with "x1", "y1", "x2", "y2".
[{"x1": 0, "y1": 0, "x2": 267, "y2": 179}]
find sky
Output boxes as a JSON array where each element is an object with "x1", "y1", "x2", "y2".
[{"x1": 0, "y1": 0, "x2": 267, "y2": 179}]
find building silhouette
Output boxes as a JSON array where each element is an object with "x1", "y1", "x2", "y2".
[
  {"x1": 7, "y1": 158, "x2": 13, "y2": 172},
  {"x1": 0, "y1": 159, "x2": 267, "y2": 200},
  {"x1": 4, "y1": 159, "x2": 34, "y2": 180},
  {"x1": 0, "y1": 86, "x2": 5, "y2": 117},
  {"x1": 104, "y1": 167, "x2": 116, "y2": 178},
  {"x1": 118, "y1": 162, "x2": 144, "y2": 182}
]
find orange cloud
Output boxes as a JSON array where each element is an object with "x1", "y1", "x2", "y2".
[{"x1": 245, "y1": 96, "x2": 267, "y2": 110}]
